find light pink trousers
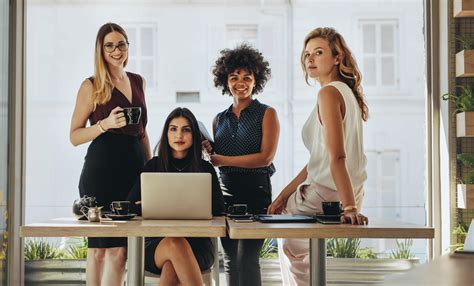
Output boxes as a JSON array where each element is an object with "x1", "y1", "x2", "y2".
[{"x1": 278, "y1": 182, "x2": 363, "y2": 286}]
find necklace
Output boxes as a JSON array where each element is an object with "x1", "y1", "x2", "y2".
[{"x1": 171, "y1": 162, "x2": 189, "y2": 172}]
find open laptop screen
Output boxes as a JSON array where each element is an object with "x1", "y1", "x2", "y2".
[{"x1": 141, "y1": 173, "x2": 212, "y2": 220}]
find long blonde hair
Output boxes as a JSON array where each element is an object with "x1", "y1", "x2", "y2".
[
  {"x1": 93, "y1": 23, "x2": 129, "y2": 106},
  {"x1": 301, "y1": 27, "x2": 368, "y2": 121}
]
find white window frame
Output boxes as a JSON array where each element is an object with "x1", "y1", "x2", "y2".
[
  {"x1": 358, "y1": 19, "x2": 399, "y2": 91},
  {"x1": 122, "y1": 22, "x2": 158, "y2": 90}
]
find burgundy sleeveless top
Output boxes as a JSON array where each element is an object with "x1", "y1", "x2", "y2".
[{"x1": 88, "y1": 72, "x2": 147, "y2": 139}]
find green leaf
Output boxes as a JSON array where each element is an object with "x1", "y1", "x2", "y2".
[
  {"x1": 24, "y1": 239, "x2": 65, "y2": 261},
  {"x1": 259, "y1": 238, "x2": 278, "y2": 259},
  {"x1": 441, "y1": 85, "x2": 474, "y2": 113},
  {"x1": 389, "y1": 239, "x2": 415, "y2": 259}
]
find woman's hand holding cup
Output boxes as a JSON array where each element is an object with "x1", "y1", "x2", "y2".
[{"x1": 102, "y1": 106, "x2": 127, "y2": 130}]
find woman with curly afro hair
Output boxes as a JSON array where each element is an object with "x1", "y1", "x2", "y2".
[{"x1": 202, "y1": 43, "x2": 280, "y2": 286}]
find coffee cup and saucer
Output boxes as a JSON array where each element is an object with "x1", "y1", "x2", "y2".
[
  {"x1": 105, "y1": 201, "x2": 137, "y2": 221},
  {"x1": 314, "y1": 201, "x2": 342, "y2": 224},
  {"x1": 226, "y1": 204, "x2": 252, "y2": 219}
]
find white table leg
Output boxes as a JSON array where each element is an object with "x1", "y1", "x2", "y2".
[
  {"x1": 310, "y1": 238, "x2": 326, "y2": 286},
  {"x1": 127, "y1": 236, "x2": 144, "y2": 286}
]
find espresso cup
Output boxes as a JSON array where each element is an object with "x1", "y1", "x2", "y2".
[
  {"x1": 123, "y1": 107, "x2": 142, "y2": 125},
  {"x1": 110, "y1": 201, "x2": 131, "y2": 215},
  {"x1": 322, "y1": 201, "x2": 342, "y2": 215},
  {"x1": 228, "y1": 204, "x2": 247, "y2": 215}
]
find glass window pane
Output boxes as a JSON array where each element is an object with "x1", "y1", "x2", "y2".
[
  {"x1": 381, "y1": 56, "x2": 395, "y2": 85},
  {"x1": 363, "y1": 57, "x2": 376, "y2": 86},
  {"x1": 381, "y1": 24, "x2": 394, "y2": 53},
  {"x1": 363, "y1": 24, "x2": 376, "y2": 53},
  {"x1": 141, "y1": 59, "x2": 154, "y2": 87},
  {"x1": 226, "y1": 25, "x2": 258, "y2": 48},
  {"x1": 127, "y1": 59, "x2": 137, "y2": 73},
  {"x1": 127, "y1": 27, "x2": 137, "y2": 57},
  {"x1": 381, "y1": 152, "x2": 398, "y2": 176},
  {"x1": 242, "y1": 27, "x2": 258, "y2": 41},
  {"x1": 140, "y1": 27, "x2": 153, "y2": 57}
]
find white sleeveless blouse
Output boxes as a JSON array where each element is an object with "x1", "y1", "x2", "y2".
[{"x1": 301, "y1": 81, "x2": 367, "y2": 203}]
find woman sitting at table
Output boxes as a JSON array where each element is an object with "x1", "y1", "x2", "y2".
[
  {"x1": 127, "y1": 107, "x2": 225, "y2": 285},
  {"x1": 268, "y1": 27, "x2": 369, "y2": 285}
]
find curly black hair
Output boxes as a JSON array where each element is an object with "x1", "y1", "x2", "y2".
[{"x1": 212, "y1": 43, "x2": 271, "y2": 96}]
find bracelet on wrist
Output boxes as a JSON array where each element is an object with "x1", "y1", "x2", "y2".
[
  {"x1": 343, "y1": 205, "x2": 358, "y2": 212},
  {"x1": 97, "y1": 120, "x2": 106, "y2": 133}
]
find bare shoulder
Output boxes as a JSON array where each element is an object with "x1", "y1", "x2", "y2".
[
  {"x1": 79, "y1": 78, "x2": 93, "y2": 92},
  {"x1": 318, "y1": 85, "x2": 343, "y2": 105},
  {"x1": 264, "y1": 106, "x2": 278, "y2": 117},
  {"x1": 76, "y1": 79, "x2": 94, "y2": 107},
  {"x1": 263, "y1": 107, "x2": 279, "y2": 125}
]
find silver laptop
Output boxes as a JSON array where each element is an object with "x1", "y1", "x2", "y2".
[{"x1": 141, "y1": 173, "x2": 212, "y2": 219}]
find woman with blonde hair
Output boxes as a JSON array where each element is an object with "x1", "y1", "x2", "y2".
[
  {"x1": 268, "y1": 27, "x2": 368, "y2": 285},
  {"x1": 70, "y1": 22, "x2": 151, "y2": 285}
]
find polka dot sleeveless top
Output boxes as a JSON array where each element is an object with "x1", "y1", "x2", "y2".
[{"x1": 214, "y1": 99, "x2": 276, "y2": 175}]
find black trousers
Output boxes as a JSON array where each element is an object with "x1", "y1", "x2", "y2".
[{"x1": 220, "y1": 172, "x2": 272, "y2": 286}]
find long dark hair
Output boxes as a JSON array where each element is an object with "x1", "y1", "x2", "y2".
[{"x1": 156, "y1": 107, "x2": 202, "y2": 172}]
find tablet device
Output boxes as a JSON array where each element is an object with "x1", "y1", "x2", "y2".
[{"x1": 254, "y1": 214, "x2": 317, "y2": 223}]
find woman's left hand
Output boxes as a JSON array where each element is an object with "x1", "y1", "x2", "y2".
[
  {"x1": 210, "y1": 154, "x2": 225, "y2": 167},
  {"x1": 341, "y1": 210, "x2": 368, "y2": 225}
]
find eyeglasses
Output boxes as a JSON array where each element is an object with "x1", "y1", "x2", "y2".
[{"x1": 103, "y1": 42, "x2": 129, "y2": 53}]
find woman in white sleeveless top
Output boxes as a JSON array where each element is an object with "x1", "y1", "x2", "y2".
[{"x1": 268, "y1": 27, "x2": 369, "y2": 285}]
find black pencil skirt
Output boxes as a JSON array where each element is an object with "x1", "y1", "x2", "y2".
[{"x1": 79, "y1": 132, "x2": 145, "y2": 248}]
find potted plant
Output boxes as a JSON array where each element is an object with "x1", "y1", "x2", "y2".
[
  {"x1": 456, "y1": 153, "x2": 474, "y2": 208},
  {"x1": 455, "y1": 35, "x2": 474, "y2": 77},
  {"x1": 24, "y1": 238, "x2": 87, "y2": 285},
  {"x1": 253, "y1": 238, "x2": 419, "y2": 285},
  {"x1": 389, "y1": 239, "x2": 416, "y2": 259},
  {"x1": 325, "y1": 238, "x2": 418, "y2": 285},
  {"x1": 259, "y1": 238, "x2": 280, "y2": 285},
  {"x1": 449, "y1": 223, "x2": 468, "y2": 251},
  {"x1": 442, "y1": 85, "x2": 474, "y2": 137}
]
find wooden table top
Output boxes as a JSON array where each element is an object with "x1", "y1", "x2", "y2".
[
  {"x1": 227, "y1": 218, "x2": 434, "y2": 239},
  {"x1": 381, "y1": 253, "x2": 474, "y2": 285},
  {"x1": 21, "y1": 216, "x2": 227, "y2": 238}
]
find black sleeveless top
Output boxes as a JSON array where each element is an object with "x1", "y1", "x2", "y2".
[
  {"x1": 214, "y1": 99, "x2": 276, "y2": 175},
  {"x1": 88, "y1": 72, "x2": 147, "y2": 139}
]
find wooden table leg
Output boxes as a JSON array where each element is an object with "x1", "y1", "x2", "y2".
[
  {"x1": 127, "y1": 236, "x2": 144, "y2": 286},
  {"x1": 310, "y1": 238, "x2": 326, "y2": 286}
]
